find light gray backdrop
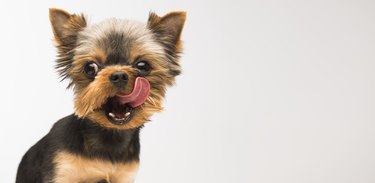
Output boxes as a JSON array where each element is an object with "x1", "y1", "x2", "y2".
[{"x1": 1, "y1": 0, "x2": 375, "y2": 183}]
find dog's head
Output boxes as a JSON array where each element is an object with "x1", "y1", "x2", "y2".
[{"x1": 49, "y1": 8, "x2": 186, "y2": 129}]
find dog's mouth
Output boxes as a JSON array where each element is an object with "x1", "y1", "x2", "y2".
[
  {"x1": 103, "y1": 97, "x2": 134, "y2": 125},
  {"x1": 102, "y1": 77, "x2": 150, "y2": 125}
]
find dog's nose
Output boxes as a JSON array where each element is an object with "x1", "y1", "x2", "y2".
[{"x1": 109, "y1": 72, "x2": 128, "y2": 87}]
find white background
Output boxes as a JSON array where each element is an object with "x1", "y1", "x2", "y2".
[{"x1": 1, "y1": 0, "x2": 375, "y2": 183}]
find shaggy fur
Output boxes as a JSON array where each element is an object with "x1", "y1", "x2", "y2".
[{"x1": 16, "y1": 8, "x2": 185, "y2": 183}]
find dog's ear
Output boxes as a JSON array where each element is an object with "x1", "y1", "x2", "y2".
[
  {"x1": 49, "y1": 8, "x2": 86, "y2": 45},
  {"x1": 147, "y1": 11, "x2": 186, "y2": 52},
  {"x1": 49, "y1": 8, "x2": 87, "y2": 83}
]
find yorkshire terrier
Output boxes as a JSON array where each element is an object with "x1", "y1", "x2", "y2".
[{"x1": 16, "y1": 8, "x2": 186, "y2": 183}]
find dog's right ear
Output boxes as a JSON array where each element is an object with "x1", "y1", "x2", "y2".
[
  {"x1": 49, "y1": 8, "x2": 87, "y2": 83},
  {"x1": 49, "y1": 8, "x2": 86, "y2": 45}
]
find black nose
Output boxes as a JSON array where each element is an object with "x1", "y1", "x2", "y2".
[{"x1": 109, "y1": 72, "x2": 128, "y2": 87}]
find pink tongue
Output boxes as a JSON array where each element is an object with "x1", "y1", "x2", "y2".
[{"x1": 115, "y1": 77, "x2": 150, "y2": 108}]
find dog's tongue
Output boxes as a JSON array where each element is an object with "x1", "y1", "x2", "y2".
[{"x1": 115, "y1": 77, "x2": 150, "y2": 108}]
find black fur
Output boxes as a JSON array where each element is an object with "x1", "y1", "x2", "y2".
[
  {"x1": 16, "y1": 9, "x2": 186, "y2": 182},
  {"x1": 16, "y1": 114, "x2": 140, "y2": 183}
]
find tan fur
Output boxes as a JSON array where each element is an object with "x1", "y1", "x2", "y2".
[
  {"x1": 53, "y1": 151, "x2": 139, "y2": 183},
  {"x1": 74, "y1": 65, "x2": 136, "y2": 117},
  {"x1": 70, "y1": 39, "x2": 174, "y2": 129},
  {"x1": 72, "y1": 63, "x2": 164, "y2": 129},
  {"x1": 45, "y1": 9, "x2": 186, "y2": 183},
  {"x1": 91, "y1": 48, "x2": 107, "y2": 63},
  {"x1": 50, "y1": 9, "x2": 185, "y2": 130}
]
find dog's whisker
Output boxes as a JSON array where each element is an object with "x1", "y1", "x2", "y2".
[{"x1": 147, "y1": 96, "x2": 157, "y2": 106}]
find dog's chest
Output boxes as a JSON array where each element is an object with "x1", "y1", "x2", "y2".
[{"x1": 53, "y1": 151, "x2": 139, "y2": 183}]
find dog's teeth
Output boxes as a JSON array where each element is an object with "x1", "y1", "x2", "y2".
[
  {"x1": 109, "y1": 111, "x2": 130, "y2": 122},
  {"x1": 114, "y1": 117, "x2": 125, "y2": 121},
  {"x1": 109, "y1": 112, "x2": 115, "y2": 118}
]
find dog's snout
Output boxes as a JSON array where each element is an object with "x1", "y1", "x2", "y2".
[{"x1": 109, "y1": 72, "x2": 128, "y2": 86}]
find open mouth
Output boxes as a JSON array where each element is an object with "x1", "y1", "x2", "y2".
[
  {"x1": 102, "y1": 77, "x2": 151, "y2": 125},
  {"x1": 103, "y1": 97, "x2": 134, "y2": 125}
]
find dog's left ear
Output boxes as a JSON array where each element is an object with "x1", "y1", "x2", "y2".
[{"x1": 147, "y1": 11, "x2": 186, "y2": 52}]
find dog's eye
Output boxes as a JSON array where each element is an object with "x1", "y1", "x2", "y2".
[
  {"x1": 135, "y1": 60, "x2": 152, "y2": 72},
  {"x1": 84, "y1": 61, "x2": 99, "y2": 77}
]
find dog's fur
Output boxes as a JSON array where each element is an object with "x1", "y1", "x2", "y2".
[{"x1": 16, "y1": 8, "x2": 185, "y2": 183}]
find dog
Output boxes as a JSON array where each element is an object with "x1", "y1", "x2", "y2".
[{"x1": 16, "y1": 8, "x2": 186, "y2": 183}]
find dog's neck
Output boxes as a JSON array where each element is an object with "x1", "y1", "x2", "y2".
[{"x1": 70, "y1": 115, "x2": 141, "y2": 163}]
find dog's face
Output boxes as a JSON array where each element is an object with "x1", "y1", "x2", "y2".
[{"x1": 49, "y1": 9, "x2": 185, "y2": 129}]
